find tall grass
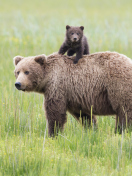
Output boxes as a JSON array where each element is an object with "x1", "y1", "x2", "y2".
[{"x1": 0, "y1": 0, "x2": 132, "y2": 175}]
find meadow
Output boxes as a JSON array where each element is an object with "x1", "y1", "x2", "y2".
[{"x1": 0, "y1": 0, "x2": 132, "y2": 175}]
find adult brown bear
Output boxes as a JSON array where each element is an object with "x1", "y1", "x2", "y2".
[{"x1": 13, "y1": 52, "x2": 132, "y2": 136}]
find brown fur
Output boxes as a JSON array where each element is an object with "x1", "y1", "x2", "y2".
[{"x1": 13, "y1": 51, "x2": 132, "y2": 136}]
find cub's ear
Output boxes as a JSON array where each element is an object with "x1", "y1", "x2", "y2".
[
  {"x1": 13, "y1": 56, "x2": 24, "y2": 66},
  {"x1": 34, "y1": 54, "x2": 47, "y2": 65},
  {"x1": 66, "y1": 25, "x2": 70, "y2": 30},
  {"x1": 80, "y1": 26, "x2": 84, "y2": 31}
]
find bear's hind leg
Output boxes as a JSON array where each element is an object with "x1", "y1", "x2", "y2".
[
  {"x1": 81, "y1": 113, "x2": 97, "y2": 128},
  {"x1": 127, "y1": 111, "x2": 132, "y2": 131},
  {"x1": 115, "y1": 110, "x2": 132, "y2": 134},
  {"x1": 115, "y1": 115, "x2": 122, "y2": 134},
  {"x1": 72, "y1": 112, "x2": 97, "y2": 128}
]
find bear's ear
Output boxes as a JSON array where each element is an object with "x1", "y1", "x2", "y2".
[
  {"x1": 66, "y1": 25, "x2": 70, "y2": 30},
  {"x1": 34, "y1": 54, "x2": 47, "y2": 66},
  {"x1": 80, "y1": 26, "x2": 84, "y2": 31},
  {"x1": 13, "y1": 56, "x2": 24, "y2": 66}
]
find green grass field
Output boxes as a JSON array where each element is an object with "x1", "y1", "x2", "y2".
[{"x1": 0, "y1": 0, "x2": 132, "y2": 175}]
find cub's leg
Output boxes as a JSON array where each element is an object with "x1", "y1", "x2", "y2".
[
  {"x1": 84, "y1": 42, "x2": 90, "y2": 55},
  {"x1": 58, "y1": 43, "x2": 69, "y2": 55},
  {"x1": 67, "y1": 49, "x2": 75, "y2": 56},
  {"x1": 74, "y1": 48, "x2": 83, "y2": 64}
]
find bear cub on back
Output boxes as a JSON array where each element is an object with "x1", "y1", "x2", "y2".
[{"x1": 58, "y1": 25, "x2": 89, "y2": 64}]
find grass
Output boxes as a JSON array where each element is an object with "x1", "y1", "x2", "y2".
[{"x1": 0, "y1": 0, "x2": 132, "y2": 175}]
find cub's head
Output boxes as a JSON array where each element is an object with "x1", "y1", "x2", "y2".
[
  {"x1": 66, "y1": 25, "x2": 84, "y2": 43},
  {"x1": 13, "y1": 54, "x2": 47, "y2": 92}
]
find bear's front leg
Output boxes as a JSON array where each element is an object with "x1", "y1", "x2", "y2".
[
  {"x1": 44, "y1": 99, "x2": 67, "y2": 137},
  {"x1": 58, "y1": 42, "x2": 69, "y2": 55},
  {"x1": 74, "y1": 48, "x2": 83, "y2": 64},
  {"x1": 67, "y1": 49, "x2": 75, "y2": 56}
]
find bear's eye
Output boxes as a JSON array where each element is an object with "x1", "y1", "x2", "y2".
[
  {"x1": 77, "y1": 33, "x2": 79, "y2": 35},
  {"x1": 17, "y1": 71, "x2": 20, "y2": 75},
  {"x1": 25, "y1": 71, "x2": 29, "y2": 75},
  {"x1": 71, "y1": 33, "x2": 74, "y2": 35}
]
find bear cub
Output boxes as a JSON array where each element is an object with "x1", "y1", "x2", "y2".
[{"x1": 58, "y1": 25, "x2": 89, "y2": 64}]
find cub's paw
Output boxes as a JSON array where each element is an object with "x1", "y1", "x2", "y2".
[
  {"x1": 58, "y1": 52, "x2": 64, "y2": 55},
  {"x1": 73, "y1": 59, "x2": 78, "y2": 64}
]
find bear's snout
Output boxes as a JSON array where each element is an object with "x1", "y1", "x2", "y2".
[
  {"x1": 15, "y1": 82, "x2": 21, "y2": 90},
  {"x1": 74, "y1": 37, "x2": 77, "y2": 41}
]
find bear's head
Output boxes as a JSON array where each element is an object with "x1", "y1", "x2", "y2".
[
  {"x1": 66, "y1": 25, "x2": 84, "y2": 43},
  {"x1": 13, "y1": 54, "x2": 47, "y2": 92}
]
